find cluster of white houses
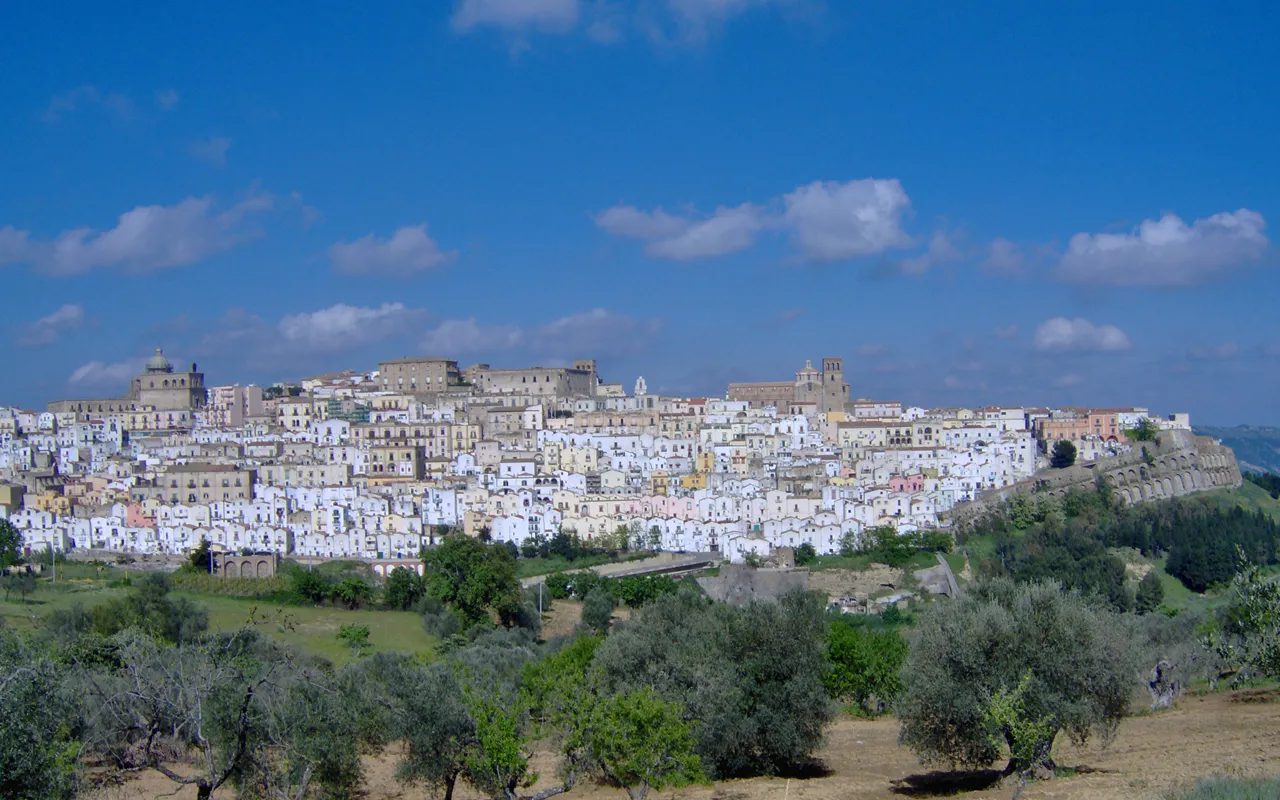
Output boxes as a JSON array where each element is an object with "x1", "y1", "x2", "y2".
[{"x1": 0, "y1": 353, "x2": 1191, "y2": 564}]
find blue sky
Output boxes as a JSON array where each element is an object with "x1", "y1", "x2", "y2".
[{"x1": 2, "y1": 0, "x2": 1277, "y2": 424}]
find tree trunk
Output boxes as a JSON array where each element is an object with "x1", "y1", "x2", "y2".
[
  {"x1": 1147, "y1": 660, "x2": 1180, "y2": 709},
  {"x1": 444, "y1": 773, "x2": 457, "y2": 800},
  {"x1": 197, "y1": 782, "x2": 212, "y2": 800},
  {"x1": 628, "y1": 782, "x2": 650, "y2": 800}
]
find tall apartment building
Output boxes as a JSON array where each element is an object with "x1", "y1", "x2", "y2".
[{"x1": 206, "y1": 384, "x2": 264, "y2": 428}]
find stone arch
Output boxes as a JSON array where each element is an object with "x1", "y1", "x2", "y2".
[
  {"x1": 1193, "y1": 468, "x2": 1204, "y2": 487},
  {"x1": 1161, "y1": 477, "x2": 1174, "y2": 497},
  {"x1": 237, "y1": 561, "x2": 249, "y2": 577},
  {"x1": 1119, "y1": 488, "x2": 1133, "y2": 505},
  {"x1": 1173, "y1": 473, "x2": 1185, "y2": 494},
  {"x1": 256, "y1": 560, "x2": 269, "y2": 578}
]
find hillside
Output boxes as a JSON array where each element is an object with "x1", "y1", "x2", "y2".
[{"x1": 1196, "y1": 425, "x2": 1280, "y2": 474}]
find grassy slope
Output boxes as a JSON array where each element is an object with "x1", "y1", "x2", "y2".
[
  {"x1": 809, "y1": 550, "x2": 939, "y2": 572},
  {"x1": 0, "y1": 576, "x2": 437, "y2": 666}
]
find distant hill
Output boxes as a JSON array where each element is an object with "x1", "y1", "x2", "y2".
[{"x1": 1195, "y1": 425, "x2": 1280, "y2": 474}]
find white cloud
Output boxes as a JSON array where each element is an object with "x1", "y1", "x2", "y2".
[
  {"x1": 782, "y1": 179, "x2": 912, "y2": 261},
  {"x1": 897, "y1": 228, "x2": 962, "y2": 275},
  {"x1": 329, "y1": 224, "x2": 457, "y2": 276},
  {"x1": 1033, "y1": 317, "x2": 1132, "y2": 353},
  {"x1": 452, "y1": 0, "x2": 580, "y2": 31},
  {"x1": 189, "y1": 136, "x2": 231, "y2": 167},
  {"x1": 1187, "y1": 342, "x2": 1239, "y2": 361},
  {"x1": 983, "y1": 237, "x2": 1024, "y2": 275},
  {"x1": 663, "y1": 0, "x2": 799, "y2": 40},
  {"x1": 69, "y1": 358, "x2": 144, "y2": 389},
  {"x1": 43, "y1": 85, "x2": 133, "y2": 122},
  {"x1": 531, "y1": 308, "x2": 662, "y2": 357},
  {"x1": 0, "y1": 191, "x2": 274, "y2": 276},
  {"x1": 277, "y1": 303, "x2": 426, "y2": 352},
  {"x1": 596, "y1": 177, "x2": 911, "y2": 263},
  {"x1": 993, "y1": 324, "x2": 1019, "y2": 341},
  {"x1": 593, "y1": 203, "x2": 763, "y2": 260},
  {"x1": 18, "y1": 304, "x2": 85, "y2": 346},
  {"x1": 421, "y1": 318, "x2": 524, "y2": 355},
  {"x1": 156, "y1": 89, "x2": 180, "y2": 110},
  {"x1": 1056, "y1": 209, "x2": 1268, "y2": 287},
  {"x1": 594, "y1": 205, "x2": 691, "y2": 239}
]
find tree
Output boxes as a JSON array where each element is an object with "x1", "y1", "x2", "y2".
[
  {"x1": 1125, "y1": 417, "x2": 1160, "y2": 442},
  {"x1": 1049, "y1": 440, "x2": 1077, "y2": 469},
  {"x1": 594, "y1": 588, "x2": 833, "y2": 778},
  {"x1": 0, "y1": 519, "x2": 22, "y2": 570},
  {"x1": 290, "y1": 567, "x2": 332, "y2": 604},
  {"x1": 0, "y1": 629, "x2": 78, "y2": 800},
  {"x1": 1135, "y1": 570, "x2": 1165, "y2": 615},
  {"x1": 824, "y1": 620, "x2": 907, "y2": 716},
  {"x1": 897, "y1": 579, "x2": 1140, "y2": 774},
  {"x1": 2, "y1": 572, "x2": 36, "y2": 603},
  {"x1": 1205, "y1": 555, "x2": 1280, "y2": 684},
  {"x1": 590, "y1": 688, "x2": 704, "y2": 800},
  {"x1": 80, "y1": 626, "x2": 363, "y2": 800},
  {"x1": 839, "y1": 530, "x2": 859, "y2": 557},
  {"x1": 338, "y1": 623, "x2": 372, "y2": 656},
  {"x1": 333, "y1": 576, "x2": 373, "y2": 609},
  {"x1": 385, "y1": 566, "x2": 426, "y2": 610},
  {"x1": 581, "y1": 586, "x2": 617, "y2": 635},
  {"x1": 189, "y1": 537, "x2": 213, "y2": 573},
  {"x1": 422, "y1": 535, "x2": 522, "y2": 628},
  {"x1": 794, "y1": 542, "x2": 818, "y2": 565}
]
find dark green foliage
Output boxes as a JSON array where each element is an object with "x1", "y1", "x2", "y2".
[
  {"x1": 581, "y1": 586, "x2": 617, "y2": 634},
  {"x1": 2, "y1": 571, "x2": 37, "y2": 603},
  {"x1": 966, "y1": 486, "x2": 1280, "y2": 594},
  {"x1": 856, "y1": 526, "x2": 952, "y2": 567},
  {"x1": 49, "y1": 573, "x2": 209, "y2": 644},
  {"x1": 385, "y1": 566, "x2": 427, "y2": 610},
  {"x1": 594, "y1": 587, "x2": 833, "y2": 778},
  {"x1": 1135, "y1": 569, "x2": 1165, "y2": 614},
  {"x1": 422, "y1": 535, "x2": 522, "y2": 628},
  {"x1": 332, "y1": 576, "x2": 373, "y2": 609},
  {"x1": 289, "y1": 566, "x2": 333, "y2": 604},
  {"x1": 1125, "y1": 417, "x2": 1160, "y2": 442},
  {"x1": 1003, "y1": 526, "x2": 1131, "y2": 612},
  {"x1": 1205, "y1": 558, "x2": 1280, "y2": 684},
  {"x1": 0, "y1": 629, "x2": 78, "y2": 800},
  {"x1": 824, "y1": 618, "x2": 907, "y2": 715},
  {"x1": 1245, "y1": 471, "x2": 1280, "y2": 498},
  {"x1": 794, "y1": 542, "x2": 817, "y2": 565},
  {"x1": 0, "y1": 518, "x2": 23, "y2": 569},
  {"x1": 590, "y1": 687, "x2": 705, "y2": 800},
  {"x1": 543, "y1": 571, "x2": 679, "y2": 608},
  {"x1": 897, "y1": 579, "x2": 1141, "y2": 772},
  {"x1": 188, "y1": 538, "x2": 213, "y2": 573},
  {"x1": 80, "y1": 628, "x2": 364, "y2": 800},
  {"x1": 1050, "y1": 439, "x2": 1077, "y2": 468}
]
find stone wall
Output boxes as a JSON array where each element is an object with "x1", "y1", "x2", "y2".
[
  {"x1": 216, "y1": 553, "x2": 278, "y2": 579},
  {"x1": 949, "y1": 429, "x2": 1242, "y2": 528},
  {"x1": 696, "y1": 563, "x2": 810, "y2": 607}
]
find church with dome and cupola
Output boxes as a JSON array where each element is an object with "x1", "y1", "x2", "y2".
[{"x1": 48, "y1": 349, "x2": 208, "y2": 431}]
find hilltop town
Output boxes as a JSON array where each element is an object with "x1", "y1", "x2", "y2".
[{"x1": 0, "y1": 350, "x2": 1206, "y2": 565}]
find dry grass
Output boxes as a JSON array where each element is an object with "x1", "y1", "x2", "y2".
[{"x1": 98, "y1": 687, "x2": 1280, "y2": 800}]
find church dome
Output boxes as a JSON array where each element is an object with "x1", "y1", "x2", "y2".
[{"x1": 145, "y1": 348, "x2": 173, "y2": 374}]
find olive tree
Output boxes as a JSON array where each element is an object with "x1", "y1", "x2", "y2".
[
  {"x1": 0, "y1": 629, "x2": 78, "y2": 800},
  {"x1": 590, "y1": 687, "x2": 704, "y2": 800},
  {"x1": 594, "y1": 587, "x2": 833, "y2": 778},
  {"x1": 78, "y1": 627, "x2": 362, "y2": 800},
  {"x1": 897, "y1": 579, "x2": 1140, "y2": 774}
]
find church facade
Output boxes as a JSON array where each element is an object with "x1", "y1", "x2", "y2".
[{"x1": 48, "y1": 349, "x2": 208, "y2": 431}]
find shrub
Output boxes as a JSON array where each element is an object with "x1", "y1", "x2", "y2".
[
  {"x1": 582, "y1": 586, "x2": 617, "y2": 635},
  {"x1": 595, "y1": 587, "x2": 833, "y2": 778},
  {"x1": 1174, "y1": 776, "x2": 1280, "y2": 800},
  {"x1": 824, "y1": 619, "x2": 907, "y2": 716},
  {"x1": 897, "y1": 579, "x2": 1140, "y2": 773}
]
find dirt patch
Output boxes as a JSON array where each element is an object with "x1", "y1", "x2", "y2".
[
  {"x1": 95, "y1": 689, "x2": 1280, "y2": 800},
  {"x1": 809, "y1": 565, "x2": 906, "y2": 604}
]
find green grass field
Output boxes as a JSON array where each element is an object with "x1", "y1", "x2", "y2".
[
  {"x1": 0, "y1": 574, "x2": 437, "y2": 665},
  {"x1": 808, "y1": 549, "x2": 939, "y2": 572}
]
